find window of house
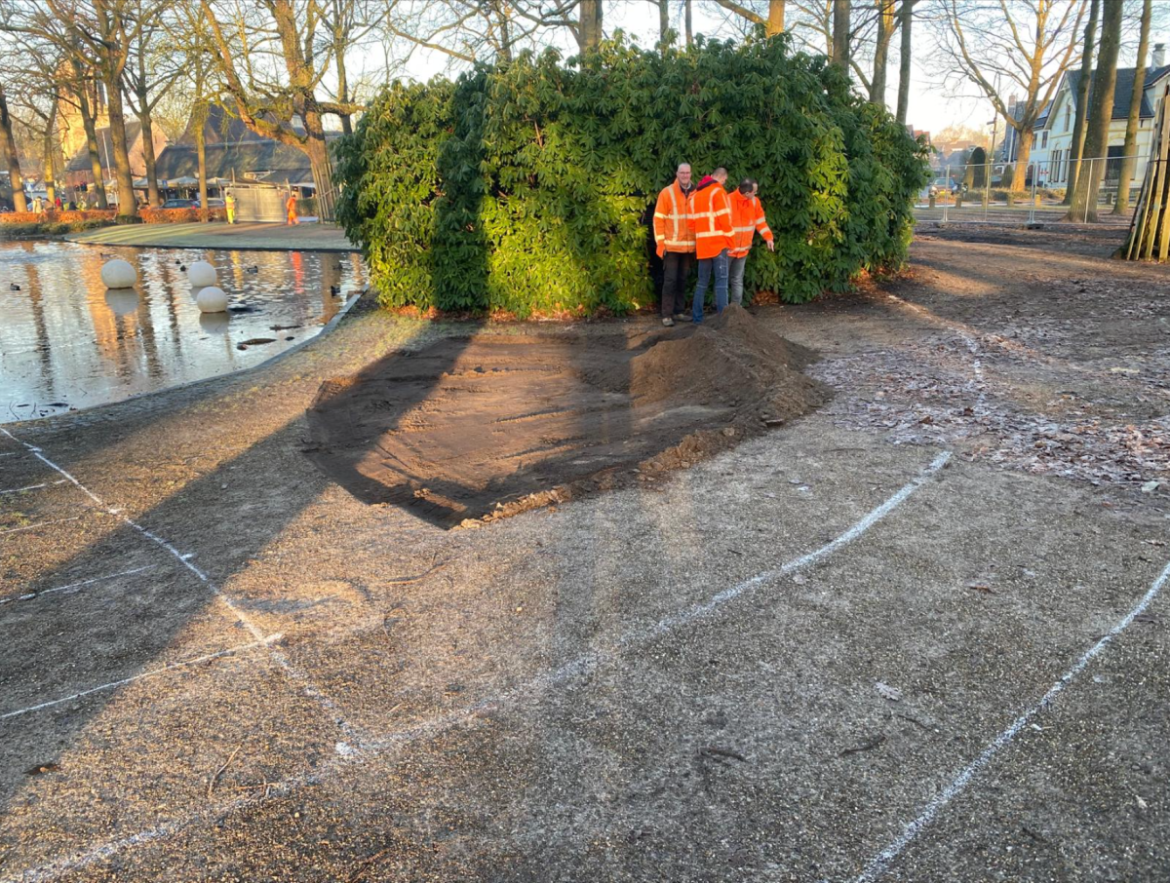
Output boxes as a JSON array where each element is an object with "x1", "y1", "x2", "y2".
[
  {"x1": 1041, "y1": 131, "x2": 1049, "y2": 149},
  {"x1": 1065, "y1": 104, "x2": 1072, "y2": 130}
]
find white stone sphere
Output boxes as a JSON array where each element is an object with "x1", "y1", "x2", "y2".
[
  {"x1": 196, "y1": 286, "x2": 229, "y2": 313},
  {"x1": 104, "y1": 288, "x2": 139, "y2": 317},
  {"x1": 100, "y1": 259, "x2": 137, "y2": 289},
  {"x1": 187, "y1": 260, "x2": 217, "y2": 288}
]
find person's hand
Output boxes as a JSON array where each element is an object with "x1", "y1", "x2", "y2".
[{"x1": 766, "y1": 240, "x2": 775, "y2": 252}]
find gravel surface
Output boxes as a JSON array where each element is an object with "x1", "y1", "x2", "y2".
[{"x1": 1, "y1": 223, "x2": 1168, "y2": 882}]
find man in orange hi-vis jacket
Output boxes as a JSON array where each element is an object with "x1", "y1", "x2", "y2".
[
  {"x1": 688, "y1": 167, "x2": 733, "y2": 324},
  {"x1": 286, "y1": 192, "x2": 299, "y2": 225},
  {"x1": 652, "y1": 162, "x2": 696, "y2": 327},
  {"x1": 728, "y1": 178, "x2": 774, "y2": 306}
]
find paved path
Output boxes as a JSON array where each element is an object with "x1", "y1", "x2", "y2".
[{"x1": 65, "y1": 221, "x2": 359, "y2": 252}]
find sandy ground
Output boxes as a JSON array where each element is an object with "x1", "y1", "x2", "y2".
[
  {"x1": 305, "y1": 310, "x2": 825, "y2": 527},
  {"x1": 1, "y1": 223, "x2": 1169, "y2": 882}
]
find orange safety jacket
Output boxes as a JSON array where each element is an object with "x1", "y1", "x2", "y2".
[
  {"x1": 652, "y1": 180, "x2": 696, "y2": 257},
  {"x1": 728, "y1": 191, "x2": 773, "y2": 258},
  {"x1": 688, "y1": 179, "x2": 734, "y2": 259}
]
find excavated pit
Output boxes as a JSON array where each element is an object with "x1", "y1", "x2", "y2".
[{"x1": 305, "y1": 306, "x2": 830, "y2": 527}]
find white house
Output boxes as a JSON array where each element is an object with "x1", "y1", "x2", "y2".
[{"x1": 1027, "y1": 44, "x2": 1170, "y2": 191}]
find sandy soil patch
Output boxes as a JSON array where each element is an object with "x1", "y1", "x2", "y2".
[{"x1": 305, "y1": 306, "x2": 829, "y2": 527}]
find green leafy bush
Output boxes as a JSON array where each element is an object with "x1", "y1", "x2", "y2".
[{"x1": 336, "y1": 35, "x2": 928, "y2": 315}]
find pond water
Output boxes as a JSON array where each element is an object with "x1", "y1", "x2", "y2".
[{"x1": 0, "y1": 241, "x2": 365, "y2": 423}]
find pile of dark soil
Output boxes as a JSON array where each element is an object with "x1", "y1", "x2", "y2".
[
  {"x1": 305, "y1": 306, "x2": 829, "y2": 527},
  {"x1": 593, "y1": 306, "x2": 821, "y2": 415}
]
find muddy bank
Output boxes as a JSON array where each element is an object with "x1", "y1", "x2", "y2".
[{"x1": 305, "y1": 306, "x2": 829, "y2": 527}]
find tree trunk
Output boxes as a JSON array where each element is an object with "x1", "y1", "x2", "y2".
[
  {"x1": 1069, "y1": 0, "x2": 1122, "y2": 222},
  {"x1": 136, "y1": 84, "x2": 162, "y2": 206},
  {"x1": 1114, "y1": 0, "x2": 1151, "y2": 213},
  {"x1": 0, "y1": 86, "x2": 27, "y2": 213},
  {"x1": 43, "y1": 91, "x2": 60, "y2": 205},
  {"x1": 766, "y1": 0, "x2": 785, "y2": 35},
  {"x1": 1012, "y1": 125, "x2": 1034, "y2": 194},
  {"x1": 658, "y1": 0, "x2": 669, "y2": 45},
  {"x1": 336, "y1": 45, "x2": 353, "y2": 134},
  {"x1": 685, "y1": 0, "x2": 693, "y2": 46},
  {"x1": 497, "y1": 2, "x2": 513, "y2": 62},
  {"x1": 870, "y1": 0, "x2": 894, "y2": 105},
  {"x1": 1065, "y1": 0, "x2": 1099, "y2": 204},
  {"x1": 832, "y1": 0, "x2": 850, "y2": 71},
  {"x1": 896, "y1": 0, "x2": 914, "y2": 124},
  {"x1": 42, "y1": 130, "x2": 56, "y2": 206},
  {"x1": 303, "y1": 106, "x2": 335, "y2": 220},
  {"x1": 103, "y1": 68, "x2": 138, "y2": 219},
  {"x1": 578, "y1": 0, "x2": 603, "y2": 52},
  {"x1": 73, "y1": 74, "x2": 109, "y2": 210},
  {"x1": 196, "y1": 119, "x2": 207, "y2": 214}
]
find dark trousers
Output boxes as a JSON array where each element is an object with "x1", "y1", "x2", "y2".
[{"x1": 661, "y1": 251, "x2": 695, "y2": 317}]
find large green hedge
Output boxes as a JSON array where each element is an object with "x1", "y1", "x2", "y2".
[{"x1": 336, "y1": 36, "x2": 928, "y2": 316}]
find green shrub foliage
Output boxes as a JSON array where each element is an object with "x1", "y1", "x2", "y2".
[{"x1": 336, "y1": 36, "x2": 928, "y2": 315}]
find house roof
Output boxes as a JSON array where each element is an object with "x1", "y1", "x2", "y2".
[
  {"x1": 65, "y1": 121, "x2": 143, "y2": 172},
  {"x1": 153, "y1": 104, "x2": 339, "y2": 184},
  {"x1": 1056, "y1": 64, "x2": 1170, "y2": 127}
]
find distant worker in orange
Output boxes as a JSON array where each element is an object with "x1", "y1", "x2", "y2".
[
  {"x1": 652, "y1": 162, "x2": 696, "y2": 327},
  {"x1": 728, "y1": 178, "x2": 774, "y2": 306},
  {"x1": 285, "y1": 191, "x2": 299, "y2": 226},
  {"x1": 688, "y1": 167, "x2": 734, "y2": 324}
]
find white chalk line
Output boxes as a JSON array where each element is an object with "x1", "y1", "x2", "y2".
[
  {"x1": 0, "y1": 479, "x2": 69, "y2": 495},
  {"x1": 0, "y1": 566, "x2": 157, "y2": 608},
  {"x1": 1, "y1": 449, "x2": 953, "y2": 883},
  {"x1": 0, "y1": 427, "x2": 367, "y2": 747},
  {"x1": 0, "y1": 516, "x2": 83, "y2": 536},
  {"x1": 847, "y1": 557, "x2": 1170, "y2": 883},
  {"x1": 0, "y1": 634, "x2": 283, "y2": 721}
]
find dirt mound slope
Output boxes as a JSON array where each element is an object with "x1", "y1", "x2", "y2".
[{"x1": 306, "y1": 307, "x2": 829, "y2": 527}]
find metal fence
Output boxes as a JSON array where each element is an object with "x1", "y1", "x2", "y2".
[{"x1": 915, "y1": 155, "x2": 1138, "y2": 225}]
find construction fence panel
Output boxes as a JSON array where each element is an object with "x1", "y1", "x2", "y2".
[
  {"x1": 914, "y1": 156, "x2": 1137, "y2": 225},
  {"x1": 230, "y1": 187, "x2": 290, "y2": 223}
]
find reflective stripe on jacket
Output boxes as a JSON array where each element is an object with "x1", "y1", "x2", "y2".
[
  {"x1": 687, "y1": 180, "x2": 733, "y2": 260},
  {"x1": 652, "y1": 181, "x2": 696, "y2": 257},
  {"x1": 728, "y1": 191, "x2": 773, "y2": 258}
]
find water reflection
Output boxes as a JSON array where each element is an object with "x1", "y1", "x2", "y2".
[{"x1": 0, "y1": 241, "x2": 365, "y2": 423}]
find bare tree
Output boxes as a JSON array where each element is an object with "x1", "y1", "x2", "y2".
[
  {"x1": 935, "y1": 0, "x2": 1088, "y2": 192},
  {"x1": 67, "y1": 60, "x2": 110, "y2": 209},
  {"x1": 832, "y1": 0, "x2": 850, "y2": 69},
  {"x1": 713, "y1": 0, "x2": 786, "y2": 36},
  {"x1": 199, "y1": 0, "x2": 368, "y2": 220},
  {"x1": 2, "y1": 0, "x2": 159, "y2": 217},
  {"x1": 896, "y1": 0, "x2": 915, "y2": 124},
  {"x1": 870, "y1": 0, "x2": 894, "y2": 104},
  {"x1": 0, "y1": 33, "x2": 72, "y2": 205},
  {"x1": 1064, "y1": 0, "x2": 1099, "y2": 204},
  {"x1": 320, "y1": 0, "x2": 390, "y2": 133},
  {"x1": 0, "y1": 84, "x2": 27, "y2": 211},
  {"x1": 577, "y1": 0, "x2": 602, "y2": 50},
  {"x1": 1115, "y1": 0, "x2": 1151, "y2": 213},
  {"x1": 1068, "y1": 0, "x2": 1121, "y2": 221},
  {"x1": 125, "y1": 0, "x2": 186, "y2": 206}
]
